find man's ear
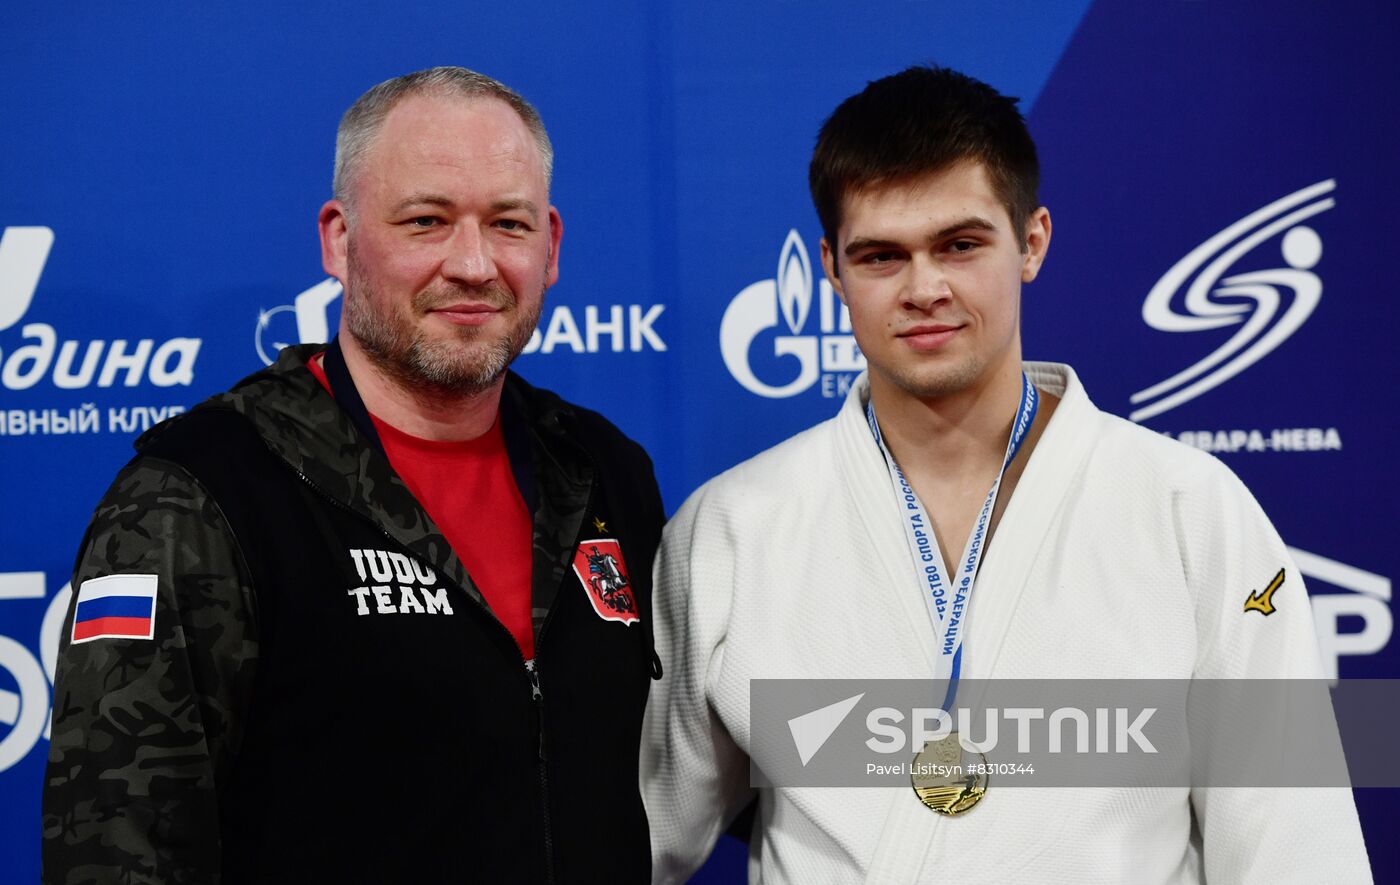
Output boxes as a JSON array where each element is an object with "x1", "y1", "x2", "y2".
[
  {"x1": 1021, "y1": 207, "x2": 1051, "y2": 283},
  {"x1": 319, "y1": 199, "x2": 350, "y2": 281},
  {"x1": 544, "y1": 205, "x2": 563, "y2": 288},
  {"x1": 819, "y1": 237, "x2": 847, "y2": 304}
]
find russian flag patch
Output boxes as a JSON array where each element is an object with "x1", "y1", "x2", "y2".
[{"x1": 71, "y1": 574, "x2": 158, "y2": 644}]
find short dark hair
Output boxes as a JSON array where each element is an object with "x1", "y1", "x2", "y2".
[{"x1": 809, "y1": 65, "x2": 1040, "y2": 258}]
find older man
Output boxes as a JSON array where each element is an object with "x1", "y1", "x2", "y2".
[{"x1": 44, "y1": 67, "x2": 662, "y2": 883}]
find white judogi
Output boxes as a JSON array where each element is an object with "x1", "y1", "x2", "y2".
[{"x1": 642, "y1": 363, "x2": 1370, "y2": 884}]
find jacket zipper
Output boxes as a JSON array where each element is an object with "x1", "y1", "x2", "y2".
[
  {"x1": 268, "y1": 440, "x2": 590, "y2": 884},
  {"x1": 526, "y1": 462, "x2": 597, "y2": 885},
  {"x1": 525, "y1": 657, "x2": 554, "y2": 884}
]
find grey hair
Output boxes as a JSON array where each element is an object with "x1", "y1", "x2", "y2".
[{"x1": 332, "y1": 66, "x2": 553, "y2": 207}]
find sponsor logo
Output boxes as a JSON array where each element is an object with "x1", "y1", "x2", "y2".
[
  {"x1": 721, "y1": 230, "x2": 864, "y2": 399},
  {"x1": 255, "y1": 277, "x2": 665, "y2": 365},
  {"x1": 1243, "y1": 567, "x2": 1286, "y2": 616},
  {"x1": 1294, "y1": 547, "x2": 1393, "y2": 681},
  {"x1": 255, "y1": 278, "x2": 342, "y2": 366},
  {"x1": 1131, "y1": 180, "x2": 1334, "y2": 422},
  {"x1": 345, "y1": 548, "x2": 453, "y2": 616},
  {"x1": 0, "y1": 226, "x2": 202, "y2": 395},
  {"x1": 0, "y1": 226, "x2": 51, "y2": 332},
  {"x1": 522, "y1": 304, "x2": 666, "y2": 355},
  {"x1": 0, "y1": 226, "x2": 200, "y2": 438},
  {"x1": 571, "y1": 539, "x2": 637, "y2": 625},
  {"x1": 1167, "y1": 426, "x2": 1342, "y2": 454},
  {"x1": 0, "y1": 573, "x2": 70, "y2": 774}
]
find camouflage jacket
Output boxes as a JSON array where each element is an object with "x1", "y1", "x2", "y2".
[{"x1": 42, "y1": 344, "x2": 665, "y2": 884}]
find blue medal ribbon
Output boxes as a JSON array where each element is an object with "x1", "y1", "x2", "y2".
[{"x1": 866, "y1": 373, "x2": 1038, "y2": 711}]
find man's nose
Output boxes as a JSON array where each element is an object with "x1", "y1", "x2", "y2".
[
  {"x1": 904, "y1": 256, "x2": 951, "y2": 311},
  {"x1": 442, "y1": 224, "x2": 497, "y2": 287}
]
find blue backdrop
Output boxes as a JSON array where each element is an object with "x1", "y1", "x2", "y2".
[{"x1": 2, "y1": 2, "x2": 1394, "y2": 881}]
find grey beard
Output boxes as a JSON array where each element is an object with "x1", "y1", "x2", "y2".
[
  {"x1": 357, "y1": 322, "x2": 519, "y2": 396},
  {"x1": 343, "y1": 278, "x2": 541, "y2": 398}
]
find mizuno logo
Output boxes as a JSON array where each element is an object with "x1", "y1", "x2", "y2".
[
  {"x1": 1130, "y1": 180, "x2": 1334, "y2": 422},
  {"x1": 1244, "y1": 567, "x2": 1287, "y2": 616}
]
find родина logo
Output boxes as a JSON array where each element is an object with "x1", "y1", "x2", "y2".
[
  {"x1": 0, "y1": 226, "x2": 200, "y2": 437},
  {"x1": 0, "y1": 227, "x2": 201, "y2": 394}
]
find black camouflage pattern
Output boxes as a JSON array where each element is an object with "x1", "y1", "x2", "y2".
[
  {"x1": 42, "y1": 344, "x2": 605, "y2": 882},
  {"x1": 44, "y1": 460, "x2": 257, "y2": 885},
  {"x1": 508, "y1": 381, "x2": 592, "y2": 638}
]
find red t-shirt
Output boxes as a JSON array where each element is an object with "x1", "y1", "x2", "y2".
[{"x1": 308, "y1": 356, "x2": 536, "y2": 659}]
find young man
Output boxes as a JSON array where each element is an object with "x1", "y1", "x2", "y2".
[
  {"x1": 642, "y1": 66, "x2": 1370, "y2": 883},
  {"x1": 44, "y1": 67, "x2": 663, "y2": 883}
]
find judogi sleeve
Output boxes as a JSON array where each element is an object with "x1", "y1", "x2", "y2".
[
  {"x1": 1177, "y1": 458, "x2": 1372, "y2": 883},
  {"x1": 42, "y1": 458, "x2": 258, "y2": 885},
  {"x1": 641, "y1": 484, "x2": 756, "y2": 885}
]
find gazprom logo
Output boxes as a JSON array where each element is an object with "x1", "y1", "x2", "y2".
[
  {"x1": 720, "y1": 230, "x2": 864, "y2": 399},
  {"x1": 1130, "y1": 180, "x2": 1334, "y2": 421}
]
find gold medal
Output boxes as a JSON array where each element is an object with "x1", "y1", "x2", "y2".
[{"x1": 910, "y1": 732, "x2": 987, "y2": 815}]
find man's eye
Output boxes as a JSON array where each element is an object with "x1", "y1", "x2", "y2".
[
  {"x1": 948, "y1": 240, "x2": 978, "y2": 254},
  {"x1": 864, "y1": 251, "x2": 898, "y2": 264},
  {"x1": 410, "y1": 217, "x2": 440, "y2": 228},
  {"x1": 495, "y1": 219, "x2": 528, "y2": 232}
]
